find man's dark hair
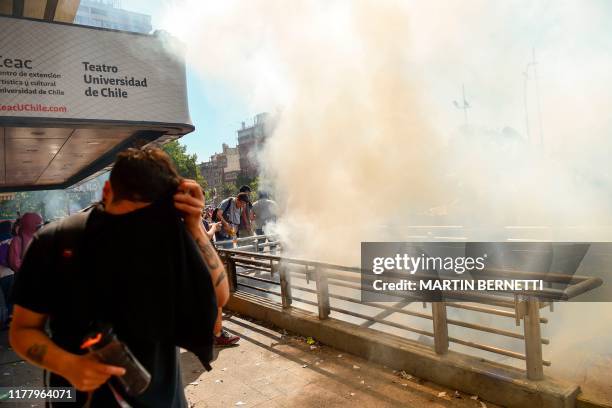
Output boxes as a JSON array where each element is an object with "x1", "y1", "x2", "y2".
[
  {"x1": 258, "y1": 191, "x2": 269, "y2": 200},
  {"x1": 110, "y1": 147, "x2": 182, "y2": 203},
  {"x1": 239, "y1": 185, "x2": 251, "y2": 193},
  {"x1": 236, "y1": 192, "x2": 250, "y2": 203}
]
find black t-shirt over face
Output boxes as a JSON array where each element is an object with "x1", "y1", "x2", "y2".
[{"x1": 12, "y1": 202, "x2": 217, "y2": 408}]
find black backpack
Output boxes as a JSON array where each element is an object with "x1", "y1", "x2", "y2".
[
  {"x1": 54, "y1": 209, "x2": 215, "y2": 371},
  {"x1": 212, "y1": 198, "x2": 233, "y2": 223}
]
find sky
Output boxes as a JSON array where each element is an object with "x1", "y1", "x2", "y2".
[
  {"x1": 114, "y1": 0, "x2": 612, "y2": 165},
  {"x1": 116, "y1": 0, "x2": 253, "y2": 162}
]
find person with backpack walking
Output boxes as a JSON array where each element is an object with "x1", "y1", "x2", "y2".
[
  {"x1": 9, "y1": 147, "x2": 228, "y2": 407},
  {"x1": 8, "y1": 212, "x2": 43, "y2": 273},
  {"x1": 213, "y1": 192, "x2": 249, "y2": 247}
]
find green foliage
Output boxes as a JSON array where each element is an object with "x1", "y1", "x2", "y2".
[
  {"x1": 235, "y1": 174, "x2": 252, "y2": 189},
  {"x1": 235, "y1": 175, "x2": 259, "y2": 195},
  {"x1": 221, "y1": 183, "x2": 238, "y2": 198},
  {"x1": 163, "y1": 141, "x2": 207, "y2": 189},
  {"x1": 248, "y1": 177, "x2": 260, "y2": 195},
  {"x1": 0, "y1": 191, "x2": 44, "y2": 219},
  {"x1": 0, "y1": 190, "x2": 97, "y2": 221},
  {"x1": 0, "y1": 174, "x2": 106, "y2": 221},
  {"x1": 203, "y1": 187, "x2": 217, "y2": 207}
]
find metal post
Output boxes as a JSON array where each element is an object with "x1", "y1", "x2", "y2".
[
  {"x1": 314, "y1": 267, "x2": 331, "y2": 319},
  {"x1": 279, "y1": 262, "x2": 292, "y2": 309},
  {"x1": 523, "y1": 297, "x2": 544, "y2": 380},
  {"x1": 226, "y1": 256, "x2": 237, "y2": 293},
  {"x1": 431, "y1": 302, "x2": 449, "y2": 355}
]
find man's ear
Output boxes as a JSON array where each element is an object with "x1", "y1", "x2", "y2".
[{"x1": 102, "y1": 180, "x2": 112, "y2": 204}]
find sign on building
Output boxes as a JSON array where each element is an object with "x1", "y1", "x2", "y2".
[{"x1": 0, "y1": 16, "x2": 190, "y2": 125}]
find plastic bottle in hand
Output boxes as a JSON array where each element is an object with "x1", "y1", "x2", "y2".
[
  {"x1": 230, "y1": 226, "x2": 237, "y2": 248},
  {"x1": 81, "y1": 326, "x2": 151, "y2": 396}
]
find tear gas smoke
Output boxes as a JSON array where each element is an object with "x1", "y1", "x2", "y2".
[
  {"x1": 162, "y1": 0, "x2": 612, "y2": 393},
  {"x1": 163, "y1": 0, "x2": 612, "y2": 260}
]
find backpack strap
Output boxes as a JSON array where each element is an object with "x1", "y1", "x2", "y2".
[
  {"x1": 216, "y1": 198, "x2": 233, "y2": 224},
  {"x1": 56, "y1": 210, "x2": 92, "y2": 256},
  {"x1": 53, "y1": 209, "x2": 94, "y2": 281},
  {"x1": 222, "y1": 198, "x2": 233, "y2": 223}
]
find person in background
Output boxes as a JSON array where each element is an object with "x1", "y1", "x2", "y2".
[
  {"x1": 238, "y1": 185, "x2": 254, "y2": 238},
  {"x1": 0, "y1": 220, "x2": 14, "y2": 328},
  {"x1": 212, "y1": 194, "x2": 249, "y2": 347},
  {"x1": 202, "y1": 207, "x2": 221, "y2": 240},
  {"x1": 252, "y1": 192, "x2": 279, "y2": 253},
  {"x1": 8, "y1": 213, "x2": 42, "y2": 273},
  {"x1": 11, "y1": 215, "x2": 20, "y2": 236},
  {"x1": 252, "y1": 192, "x2": 278, "y2": 237},
  {"x1": 215, "y1": 193, "x2": 249, "y2": 246}
]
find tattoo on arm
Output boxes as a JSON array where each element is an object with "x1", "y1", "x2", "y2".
[
  {"x1": 194, "y1": 235, "x2": 227, "y2": 287},
  {"x1": 26, "y1": 344, "x2": 47, "y2": 364},
  {"x1": 195, "y1": 237, "x2": 220, "y2": 269},
  {"x1": 215, "y1": 272, "x2": 227, "y2": 287}
]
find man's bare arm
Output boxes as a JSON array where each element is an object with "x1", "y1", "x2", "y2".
[
  {"x1": 191, "y1": 223, "x2": 230, "y2": 307},
  {"x1": 205, "y1": 222, "x2": 218, "y2": 240},
  {"x1": 9, "y1": 306, "x2": 125, "y2": 391},
  {"x1": 174, "y1": 180, "x2": 230, "y2": 307},
  {"x1": 217, "y1": 209, "x2": 232, "y2": 235},
  {"x1": 9, "y1": 307, "x2": 70, "y2": 371}
]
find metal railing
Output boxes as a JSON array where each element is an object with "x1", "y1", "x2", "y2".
[
  {"x1": 217, "y1": 244, "x2": 602, "y2": 381},
  {"x1": 215, "y1": 234, "x2": 280, "y2": 253}
]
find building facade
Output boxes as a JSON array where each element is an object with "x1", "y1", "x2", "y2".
[
  {"x1": 237, "y1": 112, "x2": 274, "y2": 179},
  {"x1": 200, "y1": 113, "x2": 275, "y2": 195},
  {"x1": 200, "y1": 160, "x2": 223, "y2": 190},
  {"x1": 75, "y1": 0, "x2": 152, "y2": 33},
  {"x1": 200, "y1": 143, "x2": 240, "y2": 190},
  {"x1": 222, "y1": 144, "x2": 241, "y2": 185}
]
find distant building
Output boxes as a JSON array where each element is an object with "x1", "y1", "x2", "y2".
[
  {"x1": 200, "y1": 113, "x2": 275, "y2": 193},
  {"x1": 222, "y1": 144, "x2": 241, "y2": 185},
  {"x1": 200, "y1": 143, "x2": 241, "y2": 190},
  {"x1": 75, "y1": 0, "x2": 152, "y2": 33},
  {"x1": 200, "y1": 160, "x2": 223, "y2": 191},
  {"x1": 237, "y1": 113, "x2": 275, "y2": 179}
]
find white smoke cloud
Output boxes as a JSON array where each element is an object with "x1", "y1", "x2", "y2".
[{"x1": 162, "y1": 0, "x2": 612, "y2": 393}]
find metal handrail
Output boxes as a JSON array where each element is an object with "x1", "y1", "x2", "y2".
[
  {"x1": 221, "y1": 247, "x2": 602, "y2": 302},
  {"x1": 218, "y1": 243, "x2": 600, "y2": 380}
]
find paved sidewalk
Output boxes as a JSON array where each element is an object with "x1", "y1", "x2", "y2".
[
  {"x1": 1, "y1": 316, "x2": 497, "y2": 408},
  {"x1": 0, "y1": 330, "x2": 44, "y2": 407},
  {"x1": 183, "y1": 314, "x2": 497, "y2": 408}
]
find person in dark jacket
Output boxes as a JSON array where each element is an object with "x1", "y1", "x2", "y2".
[{"x1": 9, "y1": 147, "x2": 229, "y2": 407}]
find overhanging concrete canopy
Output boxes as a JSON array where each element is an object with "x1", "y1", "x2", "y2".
[{"x1": 0, "y1": 124, "x2": 188, "y2": 192}]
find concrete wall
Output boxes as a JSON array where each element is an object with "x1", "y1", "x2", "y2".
[{"x1": 228, "y1": 292, "x2": 582, "y2": 408}]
